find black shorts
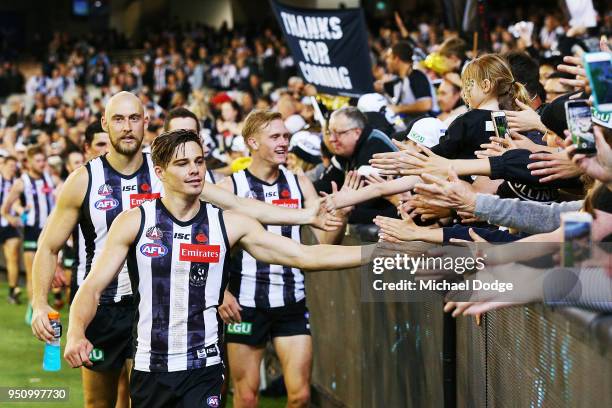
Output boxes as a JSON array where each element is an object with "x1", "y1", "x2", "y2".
[
  {"x1": 23, "y1": 226, "x2": 41, "y2": 252},
  {"x1": 61, "y1": 244, "x2": 75, "y2": 269},
  {"x1": 225, "y1": 299, "x2": 311, "y2": 346},
  {"x1": 0, "y1": 226, "x2": 19, "y2": 244},
  {"x1": 84, "y1": 298, "x2": 135, "y2": 372},
  {"x1": 130, "y1": 364, "x2": 224, "y2": 408}
]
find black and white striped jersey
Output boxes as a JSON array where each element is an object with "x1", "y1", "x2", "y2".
[
  {"x1": 74, "y1": 153, "x2": 163, "y2": 304},
  {"x1": 0, "y1": 177, "x2": 15, "y2": 227},
  {"x1": 127, "y1": 199, "x2": 229, "y2": 372},
  {"x1": 21, "y1": 172, "x2": 55, "y2": 229},
  {"x1": 228, "y1": 166, "x2": 305, "y2": 308}
]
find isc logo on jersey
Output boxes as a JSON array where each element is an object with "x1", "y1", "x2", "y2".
[
  {"x1": 94, "y1": 198, "x2": 119, "y2": 211},
  {"x1": 179, "y1": 244, "x2": 220, "y2": 263},
  {"x1": 140, "y1": 243, "x2": 168, "y2": 257},
  {"x1": 272, "y1": 198, "x2": 299, "y2": 209},
  {"x1": 130, "y1": 193, "x2": 161, "y2": 208}
]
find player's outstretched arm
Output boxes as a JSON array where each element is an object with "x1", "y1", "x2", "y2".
[
  {"x1": 31, "y1": 168, "x2": 87, "y2": 342},
  {"x1": 225, "y1": 210, "x2": 375, "y2": 271},
  {"x1": 65, "y1": 208, "x2": 141, "y2": 368},
  {"x1": 297, "y1": 173, "x2": 347, "y2": 244},
  {"x1": 209, "y1": 176, "x2": 341, "y2": 230}
]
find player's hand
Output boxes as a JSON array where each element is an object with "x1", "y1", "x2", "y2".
[
  {"x1": 320, "y1": 170, "x2": 363, "y2": 212},
  {"x1": 7, "y1": 215, "x2": 22, "y2": 228},
  {"x1": 64, "y1": 335, "x2": 94, "y2": 368},
  {"x1": 308, "y1": 198, "x2": 343, "y2": 231},
  {"x1": 52, "y1": 266, "x2": 68, "y2": 288},
  {"x1": 31, "y1": 303, "x2": 57, "y2": 342},
  {"x1": 219, "y1": 290, "x2": 242, "y2": 324}
]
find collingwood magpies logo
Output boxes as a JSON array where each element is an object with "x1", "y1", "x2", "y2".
[{"x1": 189, "y1": 264, "x2": 208, "y2": 287}]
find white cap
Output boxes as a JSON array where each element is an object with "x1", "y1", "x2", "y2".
[
  {"x1": 284, "y1": 114, "x2": 306, "y2": 135},
  {"x1": 406, "y1": 117, "x2": 447, "y2": 148},
  {"x1": 289, "y1": 131, "x2": 322, "y2": 164},
  {"x1": 357, "y1": 93, "x2": 387, "y2": 113},
  {"x1": 357, "y1": 93, "x2": 406, "y2": 131}
]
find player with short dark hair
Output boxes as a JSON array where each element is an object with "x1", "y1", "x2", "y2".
[{"x1": 64, "y1": 129, "x2": 373, "y2": 408}]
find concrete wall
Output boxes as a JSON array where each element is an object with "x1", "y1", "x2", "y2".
[
  {"x1": 109, "y1": 0, "x2": 168, "y2": 40},
  {"x1": 169, "y1": 0, "x2": 234, "y2": 29}
]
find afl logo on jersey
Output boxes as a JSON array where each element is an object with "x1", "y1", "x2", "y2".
[
  {"x1": 145, "y1": 226, "x2": 163, "y2": 241},
  {"x1": 94, "y1": 198, "x2": 119, "y2": 211},
  {"x1": 195, "y1": 232, "x2": 207, "y2": 243},
  {"x1": 98, "y1": 184, "x2": 113, "y2": 196},
  {"x1": 281, "y1": 189, "x2": 290, "y2": 198},
  {"x1": 141, "y1": 183, "x2": 150, "y2": 192},
  {"x1": 140, "y1": 243, "x2": 168, "y2": 258}
]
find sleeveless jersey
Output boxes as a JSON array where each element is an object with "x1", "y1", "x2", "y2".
[
  {"x1": 74, "y1": 153, "x2": 163, "y2": 304},
  {"x1": 21, "y1": 172, "x2": 55, "y2": 229},
  {"x1": 229, "y1": 166, "x2": 305, "y2": 308},
  {"x1": 128, "y1": 199, "x2": 229, "y2": 372}
]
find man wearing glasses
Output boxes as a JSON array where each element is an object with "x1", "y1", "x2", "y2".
[{"x1": 314, "y1": 106, "x2": 399, "y2": 223}]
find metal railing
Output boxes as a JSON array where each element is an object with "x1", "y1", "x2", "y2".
[{"x1": 304, "y1": 228, "x2": 612, "y2": 408}]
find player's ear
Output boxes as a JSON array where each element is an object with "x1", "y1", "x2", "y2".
[
  {"x1": 100, "y1": 115, "x2": 108, "y2": 133},
  {"x1": 247, "y1": 136, "x2": 258, "y2": 150},
  {"x1": 154, "y1": 165, "x2": 165, "y2": 182}
]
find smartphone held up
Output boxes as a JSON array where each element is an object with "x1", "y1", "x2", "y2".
[{"x1": 565, "y1": 100, "x2": 596, "y2": 155}]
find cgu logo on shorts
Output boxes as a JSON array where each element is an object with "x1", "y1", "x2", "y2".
[
  {"x1": 140, "y1": 243, "x2": 168, "y2": 258},
  {"x1": 89, "y1": 348, "x2": 105, "y2": 362},
  {"x1": 130, "y1": 193, "x2": 161, "y2": 208},
  {"x1": 179, "y1": 244, "x2": 220, "y2": 263},
  {"x1": 227, "y1": 322, "x2": 252, "y2": 335},
  {"x1": 207, "y1": 396, "x2": 220, "y2": 408},
  {"x1": 272, "y1": 198, "x2": 299, "y2": 209},
  {"x1": 94, "y1": 198, "x2": 119, "y2": 211}
]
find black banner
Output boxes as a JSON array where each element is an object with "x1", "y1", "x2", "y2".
[{"x1": 271, "y1": 0, "x2": 374, "y2": 97}]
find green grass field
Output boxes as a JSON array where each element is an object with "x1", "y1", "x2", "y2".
[{"x1": 0, "y1": 281, "x2": 286, "y2": 407}]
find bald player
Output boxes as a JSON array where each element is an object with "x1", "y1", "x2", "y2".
[
  {"x1": 31, "y1": 92, "x2": 340, "y2": 407},
  {"x1": 32, "y1": 91, "x2": 159, "y2": 407}
]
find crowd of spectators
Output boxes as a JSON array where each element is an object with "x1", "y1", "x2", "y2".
[{"x1": 0, "y1": 2, "x2": 611, "y2": 316}]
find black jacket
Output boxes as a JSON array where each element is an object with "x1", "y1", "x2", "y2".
[
  {"x1": 490, "y1": 149, "x2": 582, "y2": 202},
  {"x1": 314, "y1": 125, "x2": 399, "y2": 224}
]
